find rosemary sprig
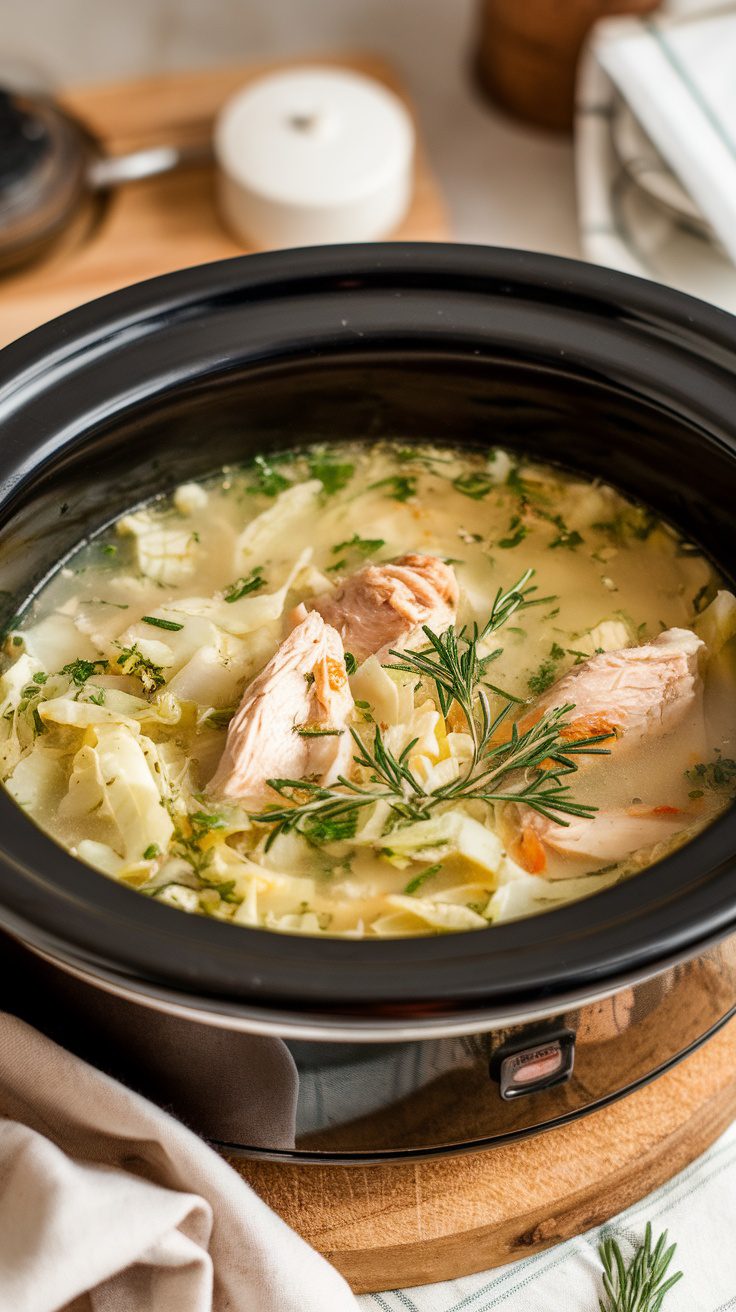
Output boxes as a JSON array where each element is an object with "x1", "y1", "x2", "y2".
[
  {"x1": 249, "y1": 569, "x2": 612, "y2": 848},
  {"x1": 598, "y1": 1224, "x2": 682, "y2": 1312},
  {"x1": 385, "y1": 568, "x2": 554, "y2": 764}
]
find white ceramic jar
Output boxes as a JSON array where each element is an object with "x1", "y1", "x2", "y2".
[{"x1": 214, "y1": 66, "x2": 415, "y2": 248}]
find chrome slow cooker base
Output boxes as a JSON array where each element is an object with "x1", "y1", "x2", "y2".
[{"x1": 3, "y1": 930, "x2": 735, "y2": 1162}]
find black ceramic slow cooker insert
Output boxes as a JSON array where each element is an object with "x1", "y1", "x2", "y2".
[{"x1": 0, "y1": 244, "x2": 734, "y2": 1162}]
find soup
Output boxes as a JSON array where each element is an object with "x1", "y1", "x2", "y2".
[{"x1": 1, "y1": 442, "x2": 734, "y2": 938}]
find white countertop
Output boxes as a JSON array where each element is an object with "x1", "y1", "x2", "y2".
[{"x1": 3, "y1": 0, "x2": 582, "y2": 258}]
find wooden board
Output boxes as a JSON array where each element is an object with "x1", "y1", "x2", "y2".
[
  {"x1": 0, "y1": 57, "x2": 449, "y2": 348},
  {"x1": 227, "y1": 1015, "x2": 736, "y2": 1293}
]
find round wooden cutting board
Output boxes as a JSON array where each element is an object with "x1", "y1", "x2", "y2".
[{"x1": 228, "y1": 1015, "x2": 736, "y2": 1293}]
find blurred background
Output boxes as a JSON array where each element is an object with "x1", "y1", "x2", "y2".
[
  {"x1": 2, "y1": 0, "x2": 734, "y2": 340},
  {"x1": 0, "y1": 0, "x2": 579, "y2": 254}
]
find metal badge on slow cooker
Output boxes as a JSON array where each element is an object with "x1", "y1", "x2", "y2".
[{"x1": 490, "y1": 1028, "x2": 575, "y2": 1100}]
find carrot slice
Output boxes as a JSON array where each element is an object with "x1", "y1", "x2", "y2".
[{"x1": 517, "y1": 826, "x2": 548, "y2": 875}]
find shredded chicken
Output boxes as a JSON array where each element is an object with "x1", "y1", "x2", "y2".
[
  {"x1": 310, "y1": 553, "x2": 458, "y2": 663},
  {"x1": 510, "y1": 628, "x2": 705, "y2": 873},
  {"x1": 209, "y1": 611, "x2": 354, "y2": 802}
]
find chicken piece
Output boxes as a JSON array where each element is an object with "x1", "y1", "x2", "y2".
[
  {"x1": 516, "y1": 806, "x2": 686, "y2": 874},
  {"x1": 209, "y1": 611, "x2": 354, "y2": 802},
  {"x1": 508, "y1": 629, "x2": 705, "y2": 873},
  {"x1": 310, "y1": 554, "x2": 458, "y2": 664},
  {"x1": 527, "y1": 627, "x2": 705, "y2": 752}
]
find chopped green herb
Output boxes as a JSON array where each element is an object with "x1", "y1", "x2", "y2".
[
  {"x1": 692, "y1": 583, "x2": 714, "y2": 615},
  {"x1": 294, "y1": 726, "x2": 345, "y2": 737},
  {"x1": 498, "y1": 516, "x2": 528, "y2": 549},
  {"x1": 549, "y1": 526, "x2": 583, "y2": 550},
  {"x1": 594, "y1": 506, "x2": 659, "y2": 544},
  {"x1": 549, "y1": 642, "x2": 566, "y2": 661},
  {"x1": 369, "y1": 475, "x2": 417, "y2": 502},
  {"x1": 189, "y1": 810, "x2": 227, "y2": 835},
  {"x1": 403, "y1": 863, "x2": 442, "y2": 895},
  {"x1": 206, "y1": 707, "x2": 235, "y2": 729},
  {"x1": 32, "y1": 672, "x2": 48, "y2": 685},
  {"x1": 331, "y1": 533, "x2": 385, "y2": 557},
  {"x1": 60, "y1": 657, "x2": 109, "y2": 686},
  {"x1": 224, "y1": 569, "x2": 266, "y2": 602},
  {"x1": 453, "y1": 471, "x2": 493, "y2": 500},
  {"x1": 87, "y1": 688, "x2": 106, "y2": 706},
  {"x1": 309, "y1": 456, "x2": 355, "y2": 494},
  {"x1": 32, "y1": 707, "x2": 45, "y2": 735},
  {"x1": 248, "y1": 454, "x2": 290, "y2": 498},
  {"x1": 506, "y1": 465, "x2": 529, "y2": 497},
  {"x1": 115, "y1": 644, "x2": 165, "y2": 692},
  {"x1": 686, "y1": 757, "x2": 736, "y2": 793},
  {"x1": 102, "y1": 544, "x2": 117, "y2": 557},
  {"x1": 344, "y1": 652, "x2": 357, "y2": 675},
  {"x1": 142, "y1": 615, "x2": 185, "y2": 632},
  {"x1": 528, "y1": 658, "x2": 558, "y2": 696},
  {"x1": 143, "y1": 843, "x2": 161, "y2": 860}
]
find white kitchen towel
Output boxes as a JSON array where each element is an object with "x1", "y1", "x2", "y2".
[
  {"x1": 576, "y1": 0, "x2": 736, "y2": 312},
  {"x1": 360, "y1": 1117, "x2": 736, "y2": 1311},
  {"x1": 0, "y1": 1011, "x2": 358, "y2": 1312}
]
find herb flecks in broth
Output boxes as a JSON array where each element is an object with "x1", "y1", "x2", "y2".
[{"x1": 1, "y1": 442, "x2": 734, "y2": 939}]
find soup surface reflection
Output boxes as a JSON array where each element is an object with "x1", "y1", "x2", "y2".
[{"x1": 2, "y1": 442, "x2": 734, "y2": 937}]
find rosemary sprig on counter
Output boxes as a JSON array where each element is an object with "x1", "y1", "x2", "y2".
[
  {"x1": 598, "y1": 1224, "x2": 682, "y2": 1312},
  {"x1": 249, "y1": 569, "x2": 613, "y2": 847}
]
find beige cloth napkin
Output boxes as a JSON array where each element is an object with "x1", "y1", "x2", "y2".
[{"x1": 0, "y1": 1012, "x2": 358, "y2": 1312}]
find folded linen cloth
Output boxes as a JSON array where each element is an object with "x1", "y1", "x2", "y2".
[
  {"x1": 576, "y1": 0, "x2": 736, "y2": 312},
  {"x1": 0, "y1": 1011, "x2": 358, "y2": 1312}
]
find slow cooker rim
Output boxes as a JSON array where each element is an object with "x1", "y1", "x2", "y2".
[{"x1": 1, "y1": 241, "x2": 735, "y2": 1021}]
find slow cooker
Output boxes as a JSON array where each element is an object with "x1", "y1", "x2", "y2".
[{"x1": 0, "y1": 243, "x2": 734, "y2": 1163}]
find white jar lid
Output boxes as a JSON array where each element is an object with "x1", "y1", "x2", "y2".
[{"x1": 214, "y1": 67, "x2": 415, "y2": 248}]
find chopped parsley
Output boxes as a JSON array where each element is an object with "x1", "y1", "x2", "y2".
[
  {"x1": 87, "y1": 687, "x2": 106, "y2": 706},
  {"x1": 60, "y1": 657, "x2": 109, "y2": 686},
  {"x1": 247, "y1": 454, "x2": 290, "y2": 498},
  {"x1": 331, "y1": 534, "x2": 385, "y2": 557},
  {"x1": 223, "y1": 569, "x2": 266, "y2": 602},
  {"x1": 115, "y1": 644, "x2": 165, "y2": 692},
  {"x1": 403, "y1": 863, "x2": 442, "y2": 896},
  {"x1": 32, "y1": 672, "x2": 48, "y2": 685},
  {"x1": 686, "y1": 757, "x2": 736, "y2": 795},
  {"x1": 142, "y1": 615, "x2": 185, "y2": 632},
  {"x1": 369, "y1": 475, "x2": 417, "y2": 502},
  {"x1": 498, "y1": 516, "x2": 528, "y2": 549},
  {"x1": 453, "y1": 471, "x2": 493, "y2": 500},
  {"x1": 308, "y1": 455, "x2": 355, "y2": 494},
  {"x1": 189, "y1": 810, "x2": 228, "y2": 834},
  {"x1": 549, "y1": 642, "x2": 566, "y2": 661},
  {"x1": 549, "y1": 525, "x2": 584, "y2": 550},
  {"x1": 528, "y1": 658, "x2": 558, "y2": 697},
  {"x1": 594, "y1": 506, "x2": 659, "y2": 544},
  {"x1": 143, "y1": 843, "x2": 161, "y2": 860},
  {"x1": 344, "y1": 652, "x2": 357, "y2": 675}
]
